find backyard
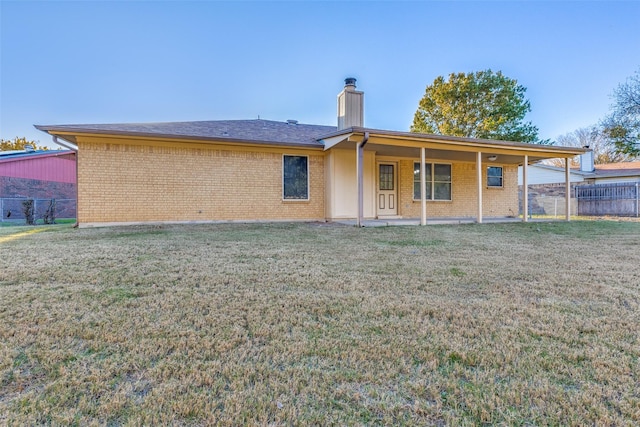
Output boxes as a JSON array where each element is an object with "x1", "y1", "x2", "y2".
[{"x1": 0, "y1": 221, "x2": 639, "y2": 425}]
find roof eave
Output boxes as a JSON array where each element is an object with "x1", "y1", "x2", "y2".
[
  {"x1": 34, "y1": 125, "x2": 325, "y2": 150},
  {"x1": 594, "y1": 171, "x2": 640, "y2": 178},
  {"x1": 529, "y1": 164, "x2": 596, "y2": 176},
  {"x1": 317, "y1": 127, "x2": 588, "y2": 157}
]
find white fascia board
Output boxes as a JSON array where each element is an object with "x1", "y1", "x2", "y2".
[{"x1": 319, "y1": 133, "x2": 353, "y2": 151}]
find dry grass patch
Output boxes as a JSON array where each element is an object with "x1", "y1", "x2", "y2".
[{"x1": 1, "y1": 221, "x2": 639, "y2": 425}]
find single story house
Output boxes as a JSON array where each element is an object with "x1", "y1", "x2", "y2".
[
  {"x1": 575, "y1": 162, "x2": 640, "y2": 216},
  {"x1": 518, "y1": 152, "x2": 640, "y2": 186},
  {"x1": 582, "y1": 161, "x2": 640, "y2": 184},
  {"x1": 35, "y1": 78, "x2": 586, "y2": 227},
  {"x1": 0, "y1": 148, "x2": 77, "y2": 220}
]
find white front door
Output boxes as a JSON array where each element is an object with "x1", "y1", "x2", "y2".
[{"x1": 377, "y1": 162, "x2": 398, "y2": 217}]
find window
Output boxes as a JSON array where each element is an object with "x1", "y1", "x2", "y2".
[
  {"x1": 413, "y1": 163, "x2": 452, "y2": 201},
  {"x1": 487, "y1": 166, "x2": 503, "y2": 188},
  {"x1": 379, "y1": 164, "x2": 394, "y2": 190},
  {"x1": 283, "y1": 155, "x2": 309, "y2": 200}
]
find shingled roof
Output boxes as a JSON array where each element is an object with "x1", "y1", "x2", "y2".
[
  {"x1": 592, "y1": 161, "x2": 640, "y2": 179},
  {"x1": 35, "y1": 119, "x2": 337, "y2": 147}
]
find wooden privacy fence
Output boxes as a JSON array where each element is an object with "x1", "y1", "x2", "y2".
[{"x1": 575, "y1": 182, "x2": 640, "y2": 217}]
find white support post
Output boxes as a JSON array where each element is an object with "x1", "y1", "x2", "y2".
[
  {"x1": 477, "y1": 152, "x2": 483, "y2": 224},
  {"x1": 356, "y1": 133, "x2": 369, "y2": 227},
  {"x1": 357, "y1": 143, "x2": 363, "y2": 227},
  {"x1": 420, "y1": 147, "x2": 427, "y2": 225},
  {"x1": 565, "y1": 158, "x2": 571, "y2": 221},
  {"x1": 522, "y1": 155, "x2": 528, "y2": 222}
]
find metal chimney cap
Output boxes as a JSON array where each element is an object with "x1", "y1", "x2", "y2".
[{"x1": 344, "y1": 77, "x2": 357, "y2": 87}]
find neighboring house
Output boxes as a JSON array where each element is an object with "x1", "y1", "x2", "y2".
[
  {"x1": 576, "y1": 160, "x2": 640, "y2": 217},
  {"x1": 584, "y1": 161, "x2": 640, "y2": 184},
  {"x1": 516, "y1": 155, "x2": 593, "y2": 216},
  {"x1": 517, "y1": 164, "x2": 592, "y2": 186},
  {"x1": 518, "y1": 154, "x2": 640, "y2": 186},
  {"x1": 35, "y1": 79, "x2": 585, "y2": 227},
  {"x1": 0, "y1": 148, "x2": 77, "y2": 220},
  {"x1": 518, "y1": 154, "x2": 640, "y2": 216}
]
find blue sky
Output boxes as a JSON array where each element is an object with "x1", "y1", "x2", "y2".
[{"x1": 1, "y1": 1, "x2": 639, "y2": 148}]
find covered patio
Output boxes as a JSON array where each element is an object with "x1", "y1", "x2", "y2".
[
  {"x1": 334, "y1": 216, "x2": 526, "y2": 227},
  {"x1": 320, "y1": 127, "x2": 588, "y2": 226}
]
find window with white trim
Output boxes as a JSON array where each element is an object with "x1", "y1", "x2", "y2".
[
  {"x1": 413, "y1": 163, "x2": 452, "y2": 201},
  {"x1": 283, "y1": 155, "x2": 309, "y2": 200},
  {"x1": 487, "y1": 166, "x2": 503, "y2": 188}
]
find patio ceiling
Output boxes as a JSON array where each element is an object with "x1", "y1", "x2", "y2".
[{"x1": 321, "y1": 128, "x2": 588, "y2": 165}]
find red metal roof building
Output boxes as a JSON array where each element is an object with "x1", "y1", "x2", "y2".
[
  {"x1": 0, "y1": 150, "x2": 76, "y2": 183},
  {"x1": 0, "y1": 149, "x2": 77, "y2": 221}
]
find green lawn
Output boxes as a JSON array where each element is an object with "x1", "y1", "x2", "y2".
[{"x1": 1, "y1": 221, "x2": 639, "y2": 425}]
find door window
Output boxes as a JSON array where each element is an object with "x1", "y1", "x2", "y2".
[{"x1": 379, "y1": 164, "x2": 394, "y2": 190}]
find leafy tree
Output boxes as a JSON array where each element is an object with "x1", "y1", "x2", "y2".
[
  {"x1": 545, "y1": 125, "x2": 635, "y2": 168},
  {"x1": 602, "y1": 68, "x2": 640, "y2": 156},
  {"x1": 0, "y1": 137, "x2": 48, "y2": 151},
  {"x1": 411, "y1": 70, "x2": 542, "y2": 143}
]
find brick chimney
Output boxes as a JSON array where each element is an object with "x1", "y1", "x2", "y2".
[{"x1": 337, "y1": 77, "x2": 364, "y2": 130}]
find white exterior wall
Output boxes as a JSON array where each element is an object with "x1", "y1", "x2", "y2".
[
  {"x1": 592, "y1": 176, "x2": 640, "y2": 184},
  {"x1": 325, "y1": 148, "x2": 375, "y2": 219},
  {"x1": 518, "y1": 165, "x2": 586, "y2": 185},
  {"x1": 337, "y1": 89, "x2": 364, "y2": 130}
]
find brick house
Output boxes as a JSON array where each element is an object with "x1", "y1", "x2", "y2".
[{"x1": 35, "y1": 79, "x2": 586, "y2": 227}]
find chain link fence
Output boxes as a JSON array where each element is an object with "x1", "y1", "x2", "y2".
[{"x1": 1, "y1": 198, "x2": 76, "y2": 224}]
